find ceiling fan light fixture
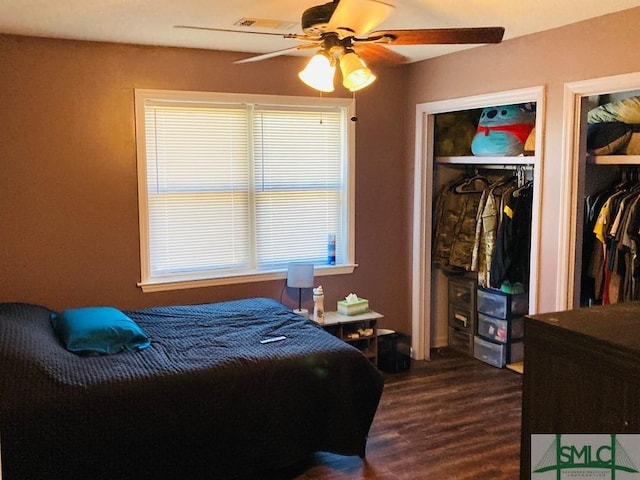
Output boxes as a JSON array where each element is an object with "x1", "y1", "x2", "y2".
[
  {"x1": 298, "y1": 52, "x2": 336, "y2": 92},
  {"x1": 340, "y1": 51, "x2": 376, "y2": 92}
]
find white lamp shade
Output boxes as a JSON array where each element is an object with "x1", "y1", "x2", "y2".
[
  {"x1": 340, "y1": 51, "x2": 377, "y2": 92},
  {"x1": 287, "y1": 263, "x2": 315, "y2": 288},
  {"x1": 298, "y1": 53, "x2": 336, "y2": 92}
]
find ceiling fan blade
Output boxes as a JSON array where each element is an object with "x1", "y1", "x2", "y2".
[
  {"x1": 353, "y1": 43, "x2": 407, "y2": 66},
  {"x1": 234, "y1": 43, "x2": 320, "y2": 64},
  {"x1": 369, "y1": 27, "x2": 505, "y2": 45},
  {"x1": 327, "y1": 0, "x2": 395, "y2": 37},
  {"x1": 174, "y1": 25, "x2": 288, "y2": 37}
]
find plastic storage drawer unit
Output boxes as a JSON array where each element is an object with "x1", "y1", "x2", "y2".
[
  {"x1": 448, "y1": 305, "x2": 475, "y2": 334},
  {"x1": 448, "y1": 326, "x2": 474, "y2": 355},
  {"x1": 477, "y1": 288, "x2": 528, "y2": 319},
  {"x1": 477, "y1": 313, "x2": 524, "y2": 344},
  {"x1": 448, "y1": 277, "x2": 477, "y2": 306},
  {"x1": 474, "y1": 335, "x2": 524, "y2": 368}
]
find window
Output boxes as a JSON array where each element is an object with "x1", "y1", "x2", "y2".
[{"x1": 135, "y1": 90, "x2": 356, "y2": 292}]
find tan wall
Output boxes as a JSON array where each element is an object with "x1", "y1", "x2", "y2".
[
  {"x1": 406, "y1": 7, "x2": 640, "y2": 318},
  {"x1": 8, "y1": 6, "x2": 636, "y2": 339},
  {"x1": 0, "y1": 34, "x2": 411, "y2": 333}
]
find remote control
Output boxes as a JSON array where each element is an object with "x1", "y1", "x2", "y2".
[{"x1": 260, "y1": 335, "x2": 286, "y2": 344}]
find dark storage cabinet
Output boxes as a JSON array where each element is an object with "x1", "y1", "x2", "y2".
[
  {"x1": 447, "y1": 276, "x2": 477, "y2": 356},
  {"x1": 520, "y1": 303, "x2": 640, "y2": 479},
  {"x1": 448, "y1": 326, "x2": 473, "y2": 354}
]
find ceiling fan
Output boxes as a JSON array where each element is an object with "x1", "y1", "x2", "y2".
[{"x1": 175, "y1": 0, "x2": 505, "y2": 92}]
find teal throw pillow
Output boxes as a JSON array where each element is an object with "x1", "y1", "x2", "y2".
[{"x1": 51, "y1": 307, "x2": 151, "y2": 356}]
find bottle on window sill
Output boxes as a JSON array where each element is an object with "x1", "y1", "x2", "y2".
[{"x1": 328, "y1": 234, "x2": 336, "y2": 265}]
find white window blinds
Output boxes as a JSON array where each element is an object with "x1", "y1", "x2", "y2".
[
  {"x1": 253, "y1": 106, "x2": 344, "y2": 268},
  {"x1": 145, "y1": 104, "x2": 250, "y2": 277},
  {"x1": 136, "y1": 90, "x2": 354, "y2": 290}
]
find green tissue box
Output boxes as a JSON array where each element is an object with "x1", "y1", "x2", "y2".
[{"x1": 337, "y1": 298, "x2": 369, "y2": 316}]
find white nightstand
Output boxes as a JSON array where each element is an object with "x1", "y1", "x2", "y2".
[{"x1": 319, "y1": 310, "x2": 383, "y2": 366}]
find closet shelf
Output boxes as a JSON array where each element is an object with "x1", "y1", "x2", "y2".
[
  {"x1": 588, "y1": 155, "x2": 640, "y2": 165},
  {"x1": 436, "y1": 156, "x2": 536, "y2": 166}
]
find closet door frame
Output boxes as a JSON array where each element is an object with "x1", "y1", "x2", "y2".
[
  {"x1": 412, "y1": 86, "x2": 545, "y2": 360},
  {"x1": 559, "y1": 72, "x2": 640, "y2": 310}
]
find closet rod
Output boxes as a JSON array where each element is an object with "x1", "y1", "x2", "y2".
[
  {"x1": 472, "y1": 164, "x2": 535, "y2": 171},
  {"x1": 449, "y1": 163, "x2": 534, "y2": 171}
]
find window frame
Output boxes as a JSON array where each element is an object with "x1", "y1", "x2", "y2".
[{"x1": 134, "y1": 89, "x2": 357, "y2": 292}]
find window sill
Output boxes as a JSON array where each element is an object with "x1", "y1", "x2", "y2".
[{"x1": 138, "y1": 264, "x2": 358, "y2": 293}]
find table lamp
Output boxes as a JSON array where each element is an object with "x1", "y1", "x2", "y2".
[{"x1": 287, "y1": 263, "x2": 314, "y2": 315}]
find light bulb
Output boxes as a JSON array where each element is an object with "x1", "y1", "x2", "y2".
[
  {"x1": 298, "y1": 53, "x2": 336, "y2": 92},
  {"x1": 340, "y1": 51, "x2": 376, "y2": 92}
]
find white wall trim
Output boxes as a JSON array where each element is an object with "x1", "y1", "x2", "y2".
[
  {"x1": 411, "y1": 87, "x2": 545, "y2": 360},
  {"x1": 558, "y1": 72, "x2": 640, "y2": 311},
  {"x1": 411, "y1": 106, "x2": 433, "y2": 360}
]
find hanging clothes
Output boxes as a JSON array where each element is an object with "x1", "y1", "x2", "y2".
[
  {"x1": 433, "y1": 170, "x2": 532, "y2": 289},
  {"x1": 471, "y1": 176, "x2": 517, "y2": 287},
  {"x1": 616, "y1": 191, "x2": 640, "y2": 301},
  {"x1": 581, "y1": 185, "x2": 613, "y2": 304},
  {"x1": 606, "y1": 188, "x2": 637, "y2": 303},
  {"x1": 449, "y1": 176, "x2": 489, "y2": 270},
  {"x1": 489, "y1": 180, "x2": 534, "y2": 289},
  {"x1": 433, "y1": 175, "x2": 466, "y2": 268},
  {"x1": 583, "y1": 170, "x2": 640, "y2": 305},
  {"x1": 471, "y1": 188, "x2": 491, "y2": 286},
  {"x1": 433, "y1": 174, "x2": 488, "y2": 271}
]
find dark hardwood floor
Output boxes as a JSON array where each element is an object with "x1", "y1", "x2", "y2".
[{"x1": 263, "y1": 348, "x2": 522, "y2": 480}]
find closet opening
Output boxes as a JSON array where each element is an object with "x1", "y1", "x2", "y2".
[
  {"x1": 412, "y1": 87, "x2": 545, "y2": 361},
  {"x1": 560, "y1": 73, "x2": 640, "y2": 311}
]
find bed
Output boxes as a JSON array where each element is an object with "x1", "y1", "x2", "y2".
[{"x1": 0, "y1": 297, "x2": 384, "y2": 479}]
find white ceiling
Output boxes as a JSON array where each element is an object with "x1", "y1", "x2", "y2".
[{"x1": 1, "y1": 0, "x2": 640, "y2": 63}]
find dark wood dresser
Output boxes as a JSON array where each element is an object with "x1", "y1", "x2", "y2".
[{"x1": 520, "y1": 302, "x2": 640, "y2": 479}]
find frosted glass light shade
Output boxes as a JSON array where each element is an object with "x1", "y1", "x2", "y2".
[
  {"x1": 340, "y1": 51, "x2": 376, "y2": 92},
  {"x1": 298, "y1": 53, "x2": 336, "y2": 92}
]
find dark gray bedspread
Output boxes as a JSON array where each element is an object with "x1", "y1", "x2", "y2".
[{"x1": 0, "y1": 298, "x2": 383, "y2": 479}]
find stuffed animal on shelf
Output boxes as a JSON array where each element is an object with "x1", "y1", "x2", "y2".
[
  {"x1": 587, "y1": 95, "x2": 640, "y2": 155},
  {"x1": 471, "y1": 103, "x2": 536, "y2": 156}
]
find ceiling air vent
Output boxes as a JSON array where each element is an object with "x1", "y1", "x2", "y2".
[{"x1": 234, "y1": 18, "x2": 297, "y2": 30}]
